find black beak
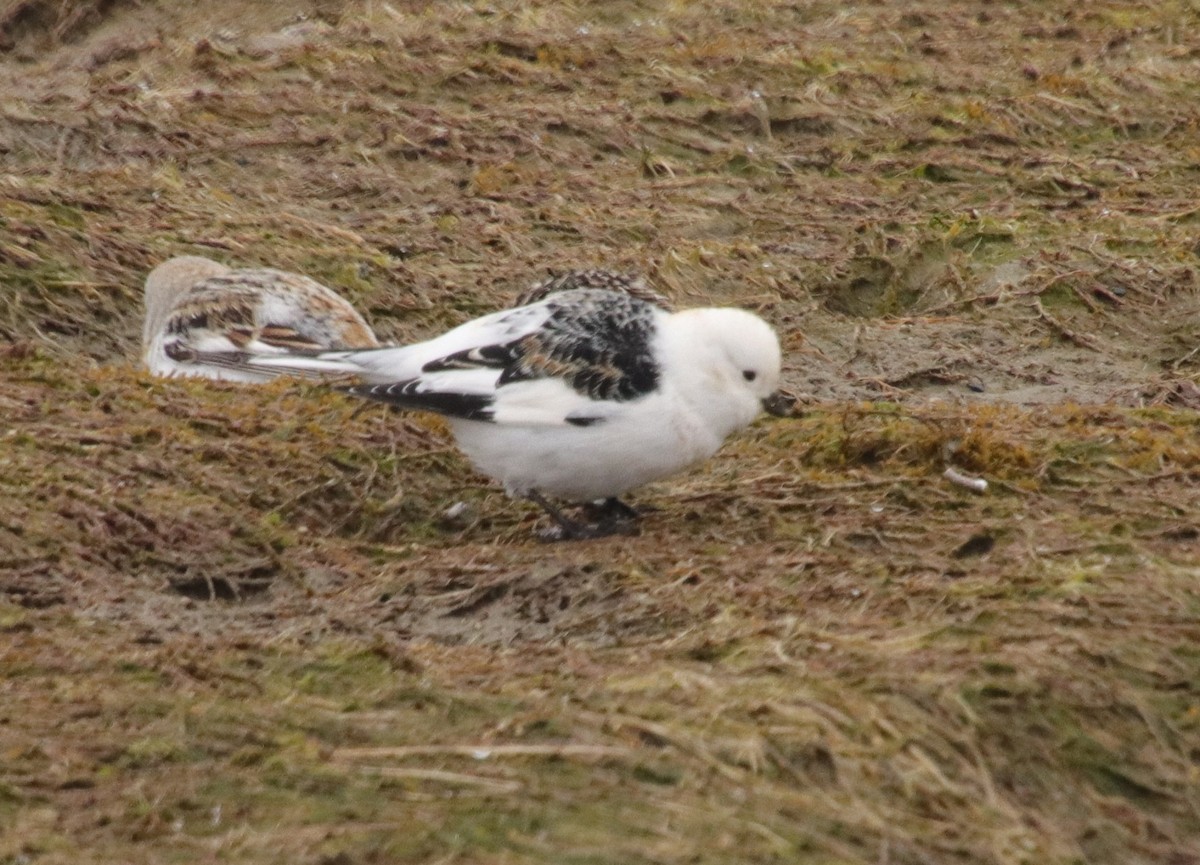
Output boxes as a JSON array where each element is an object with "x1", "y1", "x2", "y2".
[{"x1": 761, "y1": 389, "x2": 797, "y2": 418}]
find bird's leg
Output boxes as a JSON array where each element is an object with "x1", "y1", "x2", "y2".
[
  {"x1": 526, "y1": 490, "x2": 593, "y2": 540},
  {"x1": 526, "y1": 491, "x2": 636, "y2": 541},
  {"x1": 581, "y1": 497, "x2": 643, "y2": 538},
  {"x1": 583, "y1": 497, "x2": 642, "y2": 523}
]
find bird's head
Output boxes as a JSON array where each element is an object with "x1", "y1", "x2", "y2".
[
  {"x1": 142, "y1": 256, "x2": 231, "y2": 349},
  {"x1": 661, "y1": 306, "x2": 787, "y2": 434}
]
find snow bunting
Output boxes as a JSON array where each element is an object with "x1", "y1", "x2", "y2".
[
  {"x1": 142, "y1": 255, "x2": 379, "y2": 382},
  {"x1": 226, "y1": 287, "x2": 789, "y2": 539},
  {"x1": 514, "y1": 269, "x2": 672, "y2": 310}
]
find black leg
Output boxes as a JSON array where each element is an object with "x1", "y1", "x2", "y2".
[
  {"x1": 526, "y1": 491, "x2": 638, "y2": 542},
  {"x1": 526, "y1": 490, "x2": 585, "y2": 535}
]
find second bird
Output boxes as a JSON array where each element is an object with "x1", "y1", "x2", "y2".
[{"x1": 142, "y1": 255, "x2": 379, "y2": 382}]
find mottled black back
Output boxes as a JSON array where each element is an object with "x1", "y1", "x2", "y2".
[
  {"x1": 425, "y1": 289, "x2": 662, "y2": 404},
  {"x1": 514, "y1": 269, "x2": 671, "y2": 310}
]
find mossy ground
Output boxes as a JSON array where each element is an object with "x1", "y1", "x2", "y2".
[{"x1": 2, "y1": 2, "x2": 1199, "y2": 863}]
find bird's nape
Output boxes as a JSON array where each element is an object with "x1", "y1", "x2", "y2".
[{"x1": 142, "y1": 255, "x2": 231, "y2": 350}]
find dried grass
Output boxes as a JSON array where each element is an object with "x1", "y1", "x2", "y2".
[{"x1": 2, "y1": 0, "x2": 1199, "y2": 863}]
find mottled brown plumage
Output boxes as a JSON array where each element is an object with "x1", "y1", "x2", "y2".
[{"x1": 142, "y1": 255, "x2": 378, "y2": 381}]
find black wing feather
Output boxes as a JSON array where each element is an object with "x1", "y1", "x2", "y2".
[
  {"x1": 422, "y1": 341, "x2": 523, "y2": 373},
  {"x1": 345, "y1": 380, "x2": 495, "y2": 421}
]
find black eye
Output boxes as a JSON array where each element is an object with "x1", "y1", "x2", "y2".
[{"x1": 743, "y1": 370, "x2": 757, "y2": 382}]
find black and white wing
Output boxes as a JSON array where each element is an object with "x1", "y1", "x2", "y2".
[{"x1": 347, "y1": 289, "x2": 665, "y2": 427}]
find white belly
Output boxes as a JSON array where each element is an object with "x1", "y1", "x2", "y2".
[{"x1": 450, "y1": 396, "x2": 724, "y2": 502}]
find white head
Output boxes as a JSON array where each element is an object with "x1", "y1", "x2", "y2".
[
  {"x1": 659, "y1": 307, "x2": 786, "y2": 438},
  {"x1": 142, "y1": 255, "x2": 231, "y2": 348}
]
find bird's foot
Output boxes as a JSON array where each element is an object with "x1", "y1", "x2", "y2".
[
  {"x1": 582, "y1": 497, "x2": 644, "y2": 523},
  {"x1": 535, "y1": 520, "x2": 639, "y2": 543},
  {"x1": 527, "y1": 492, "x2": 642, "y2": 542}
]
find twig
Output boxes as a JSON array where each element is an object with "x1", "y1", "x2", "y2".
[
  {"x1": 1032, "y1": 299, "x2": 1101, "y2": 351},
  {"x1": 190, "y1": 237, "x2": 247, "y2": 252},
  {"x1": 349, "y1": 766, "x2": 522, "y2": 792},
  {"x1": 1155, "y1": 202, "x2": 1200, "y2": 223},
  {"x1": 1070, "y1": 284, "x2": 1103, "y2": 314},
  {"x1": 1033, "y1": 93, "x2": 1110, "y2": 119},
  {"x1": 332, "y1": 744, "x2": 632, "y2": 760},
  {"x1": 919, "y1": 283, "x2": 1048, "y2": 317},
  {"x1": 1171, "y1": 345, "x2": 1200, "y2": 371},
  {"x1": 278, "y1": 211, "x2": 366, "y2": 245},
  {"x1": 1089, "y1": 284, "x2": 1125, "y2": 307},
  {"x1": 597, "y1": 714, "x2": 745, "y2": 781},
  {"x1": 1036, "y1": 268, "x2": 1093, "y2": 293},
  {"x1": 943, "y1": 466, "x2": 988, "y2": 493}
]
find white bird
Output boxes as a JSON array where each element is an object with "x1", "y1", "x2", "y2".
[
  {"x1": 191, "y1": 288, "x2": 789, "y2": 539},
  {"x1": 142, "y1": 255, "x2": 379, "y2": 382}
]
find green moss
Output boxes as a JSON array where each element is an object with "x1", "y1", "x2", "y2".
[{"x1": 120, "y1": 736, "x2": 195, "y2": 769}]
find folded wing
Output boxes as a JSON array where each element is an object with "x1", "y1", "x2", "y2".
[{"x1": 346, "y1": 290, "x2": 664, "y2": 427}]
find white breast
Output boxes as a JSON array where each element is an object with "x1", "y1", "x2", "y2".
[{"x1": 449, "y1": 389, "x2": 725, "y2": 501}]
